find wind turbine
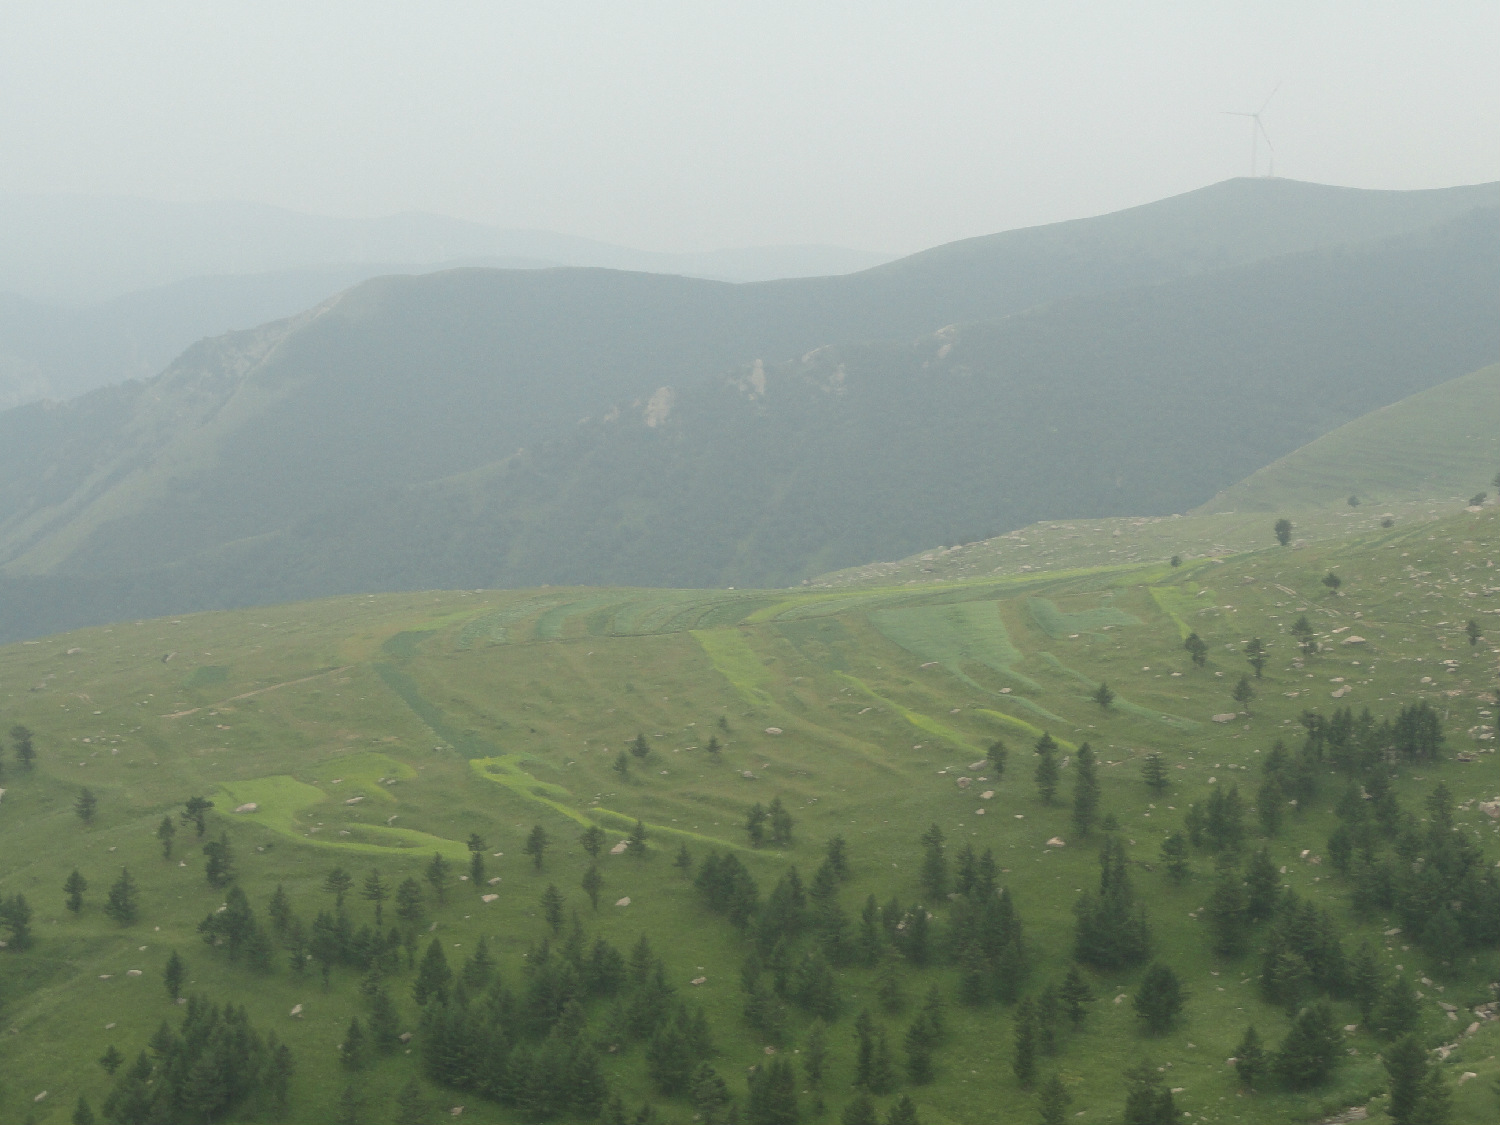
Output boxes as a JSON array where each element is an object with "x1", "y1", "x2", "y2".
[{"x1": 1223, "y1": 84, "x2": 1280, "y2": 177}]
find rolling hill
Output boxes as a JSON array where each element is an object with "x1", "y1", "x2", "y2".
[
  {"x1": 3, "y1": 501, "x2": 1500, "y2": 1123},
  {"x1": 1198, "y1": 362, "x2": 1500, "y2": 514}
]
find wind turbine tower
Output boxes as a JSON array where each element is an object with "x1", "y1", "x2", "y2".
[{"x1": 1224, "y1": 84, "x2": 1280, "y2": 177}]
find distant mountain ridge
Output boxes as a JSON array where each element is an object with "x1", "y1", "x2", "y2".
[{"x1": 0, "y1": 178, "x2": 1496, "y2": 641}]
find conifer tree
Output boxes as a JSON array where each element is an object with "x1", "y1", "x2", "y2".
[
  {"x1": 614, "y1": 750, "x2": 631, "y2": 778},
  {"x1": 72, "y1": 1095, "x2": 96, "y2": 1125},
  {"x1": 163, "y1": 950, "x2": 185, "y2": 999},
  {"x1": 1383, "y1": 1035, "x2": 1428, "y2": 1125},
  {"x1": 904, "y1": 1012, "x2": 935, "y2": 1084},
  {"x1": 336, "y1": 1083, "x2": 363, "y2": 1125},
  {"x1": 1376, "y1": 973, "x2": 1422, "y2": 1039},
  {"x1": 1245, "y1": 637, "x2": 1267, "y2": 678},
  {"x1": 1290, "y1": 615, "x2": 1318, "y2": 655},
  {"x1": 1274, "y1": 518, "x2": 1292, "y2": 547},
  {"x1": 11, "y1": 724, "x2": 35, "y2": 768},
  {"x1": 581, "y1": 824, "x2": 606, "y2": 859},
  {"x1": 885, "y1": 1094, "x2": 921, "y2": 1125},
  {"x1": 1232, "y1": 1025, "x2": 1265, "y2": 1089},
  {"x1": 841, "y1": 1094, "x2": 879, "y2": 1125},
  {"x1": 1013, "y1": 996, "x2": 1038, "y2": 1088},
  {"x1": 525, "y1": 824, "x2": 552, "y2": 870},
  {"x1": 919, "y1": 823, "x2": 947, "y2": 897},
  {"x1": 339, "y1": 1016, "x2": 366, "y2": 1069},
  {"x1": 1232, "y1": 675, "x2": 1255, "y2": 711},
  {"x1": 1141, "y1": 753, "x2": 1168, "y2": 793},
  {"x1": 706, "y1": 734, "x2": 722, "y2": 758},
  {"x1": 394, "y1": 877, "x2": 424, "y2": 926},
  {"x1": 1072, "y1": 742, "x2": 1100, "y2": 836},
  {"x1": 103, "y1": 867, "x2": 138, "y2": 925},
  {"x1": 1133, "y1": 963, "x2": 1184, "y2": 1034},
  {"x1": 629, "y1": 818, "x2": 649, "y2": 856},
  {"x1": 182, "y1": 794, "x2": 213, "y2": 836},
  {"x1": 156, "y1": 815, "x2": 176, "y2": 859},
  {"x1": 769, "y1": 797, "x2": 794, "y2": 846},
  {"x1": 361, "y1": 869, "x2": 387, "y2": 926},
  {"x1": 75, "y1": 787, "x2": 97, "y2": 825},
  {"x1": 987, "y1": 738, "x2": 1008, "y2": 777},
  {"x1": 746, "y1": 802, "x2": 768, "y2": 846},
  {"x1": 691, "y1": 1063, "x2": 733, "y2": 1124},
  {"x1": 583, "y1": 863, "x2": 602, "y2": 910},
  {"x1": 1243, "y1": 847, "x2": 1280, "y2": 921},
  {"x1": 1274, "y1": 1000, "x2": 1342, "y2": 1088},
  {"x1": 466, "y1": 833, "x2": 486, "y2": 884},
  {"x1": 541, "y1": 884, "x2": 565, "y2": 935},
  {"x1": 1059, "y1": 965, "x2": 1095, "y2": 1027},
  {"x1": 868, "y1": 1029, "x2": 896, "y2": 1095},
  {"x1": 1184, "y1": 632, "x2": 1208, "y2": 667},
  {"x1": 426, "y1": 852, "x2": 451, "y2": 901},
  {"x1": 98, "y1": 1045, "x2": 123, "y2": 1075},
  {"x1": 1205, "y1": 862, "x2": 1249, "y2": 956},
  {"x1": 1037, "y1": 1073, "x2": 1071, "y2": 1125},
  {"x1": 631, "y1": 732, "x2": 651, "y2": 759},
  {"x1": 413, "y1": 938, "x2": 452, "y2": 1006},
  {"x1": 64, "y1": 869, "x2": 88, "y2": 913},
  {"x1": 1466, "y1": 619, "x2": 1483, "y2": 646},
  {"x1": 203, "y1": 832, "x2": 235, "y2": 888},
  {"x1": 804, "y1": 1021, "x2": 829, "y2": 1088},
  {"x1": 1034, "y1": 733, "x2": 1060, "y2": 804},
  {"x1": 393, "y1": 1080, "x2": 427, "y2": 1125},
  {"x1": 1091, "y1": 681, "x2": 1115, "y2": 710},
  {"x1": 1121, "y1": 1060, "x2": 1175, "y2": 1125}
]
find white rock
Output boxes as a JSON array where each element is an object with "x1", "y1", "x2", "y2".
[
  {"x1": 980, "y1": 790, "x2": 994, "y2": 800},
  {"x1": 1046, "y1": 837, "x2": 1066, "y2": 847},
  {"x1": 481, "y1": 894, "x2": 498, "y2": 903},
  {"x1": 691, "y1": 976, "x2": 707, "y2": 985},
  {"x1": 234, "y1": 803, "x2": 258, "y2": 813},
  {"x1": 1342, "y1": 635, "x2": 1367, "y2": 645},
  {"x1": 764, "y1": 727, "x2": 783, "y2": 735},
  {"x1": 615, "y1": 896, "x2": 631, "y2": 907},
  {"x1": 1212, "y1": 713, "x2": 1236, "y2": 723},
  {"x1": 289, "y1": 1004, "x2": 303, "y2": 1017},
  {"x1": 126, "y1": 969, "x2": 142, "y2": 976},
  {"x1": 610, "y1": 840, "x2": 630, "y2": 854},
  {"x1": 344, "y1": 796, "x2": 364, "y2": 804}
]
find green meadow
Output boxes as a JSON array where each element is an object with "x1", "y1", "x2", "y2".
[{"x1": 3, "y1": 501, "x2": 1500, "y2": 1123}]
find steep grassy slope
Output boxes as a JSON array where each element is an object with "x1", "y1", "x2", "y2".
[
  {"x1": 1198, "y1": 363, "x2": 1500, "y2": 514},
  {"x1": 4, "y1": 507, "x2": 1500, "y2": 1123}
]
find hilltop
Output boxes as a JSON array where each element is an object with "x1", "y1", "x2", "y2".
[
  {"x1": 0, "y1": 181, "x2": 1496, "y2": 642},
  {"x1": 3, "y1": 502, "x2": 1500, "y2": 1122}
]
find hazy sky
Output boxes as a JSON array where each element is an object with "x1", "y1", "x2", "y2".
[{"x1": 2, "y1": 1, "x2": 1495, "y2": 254}]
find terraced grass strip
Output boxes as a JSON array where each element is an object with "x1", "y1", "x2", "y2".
[
  {"x1": 691, "y1": 628, "x2": 774, "y2": 706},
  {"x1": 833, "y1": 672, "x2": 981, "y2": 754},
  {"x1": 1034, "y1": 652, "x2": 1201, "y2": 731},
  {"x1": 216, "y1": 776, "x2": 469, "y2": 859},
  {"x1": 1148, "y1": 586, "x2": 1194, "y2": 638},
  {"x1": 973, "y1": 709, "x2": 1077, "y2": 752},
  {"x1": 1025, "y1": 596, "x2": 1140, "y2": 639}
]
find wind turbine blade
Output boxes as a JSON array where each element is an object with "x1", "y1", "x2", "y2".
[
  {"x1": 1256, "y1": 118, "x2": 1274, "y2": 150},
  {"x1": 1258, "y1": 82, "x2": 1282, "y2": 115}
]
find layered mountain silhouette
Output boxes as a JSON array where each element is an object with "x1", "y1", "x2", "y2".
[{"x1": 0, "y1": 177, "x2": 1496, "y2": 640}]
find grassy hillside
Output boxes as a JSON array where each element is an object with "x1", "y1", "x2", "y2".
[
  {"x1": 4, "y1": 504, "x2": 1500, "y2": 1123},
  {"x1": 1198, "y1": 363, "x2": 1500, "y2": 514}
]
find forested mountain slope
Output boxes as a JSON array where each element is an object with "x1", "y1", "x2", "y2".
[{"x1": 0, "y1": 181, "x2": 1496, "y2": 641}]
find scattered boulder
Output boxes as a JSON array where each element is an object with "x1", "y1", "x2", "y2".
[
  {"x1": 980, "y1": 790, "x2": 994, "y2": 800},
  {"x1": 691, "y1": 977, "x2": 707, "y2": 986},
  {"x1": 481, "y1": 894, "x2": 498, "y2": 903},
  {"x1": 1212, "y1": 713, "x2": 1236, "y2": 723},
  {"x1": 741, "y1": 771, "x2": 757, "y2": 780},
  {"x1": 1046, "y1": 837, "x2": 1066, "y2": 848},
  {"x1": 764, "y1": 727, "x2": 783, "y2": 736},
  {"x1": 344, "y1": 796, "x2": 365, "y2": 805},
  {"x1": 126, "y1": 969, "x2": 142, "y2": 977},
  {"x1": 234, "y1": 803, "x2": 258, "y2": 813},
  {"x1": 289, "y1": 1004, "x2": 303, "y2": 1018},
  {"x1": 956, "y1": 777, "x2": 972, "y2": 789},
  {"x1": 1342, "y1": 635, "x2": 1367, "y2": 645},
  {"x1": 610, "y1": 840, "x2": 629, "y2": 855},
  {"x1": 615, "y1": 897, "x2": 631, "y2": 907}
]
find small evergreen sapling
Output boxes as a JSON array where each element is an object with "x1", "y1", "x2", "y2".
[
  {"x1": 64, "y1": 869, "x2": 88, "y2": 913},
  {"x1": 1141, "y1": 753, "x2": 1169, "y2": 793},
  {"x1": 1245, "y1": 636, "x2": 1267, "y2": 678},
  {"x1": 74, "y1": 788, "x2": 97, "y2": 825}
]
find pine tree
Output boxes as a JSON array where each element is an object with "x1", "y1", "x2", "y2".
[
  {"x1": 1245, "y1": 637, "x2": 1267, "y2": 678},
  {"x1": 904, "y1": 1012, "x2": 935, "y2": 1084},
  {"x1": 804, "y1": 1021, "x2": 829, "y2": 1088},
  {"x1": 1133, "y1": 963, "x2": 1184, "y2": 1034},
  {"x1": 746, "y1": 802, "x2": 768, "y2": 846},
  {"x1": 541, "y1": 884, "x2": 565, "y2": 934},
  {"x1": 64, "y1": 868, "x2": 88, "y2": 913},
  {"x1": 98, "y1": 1044, "x2": 123, "y2": 1075},
  {"x1": 1184, "y1": 632, "x2": 1208, "y2": 667},
  {"x1": 393, "y1": 1080, "x2": 427, "y2": 1125},
  {"x1": 1121, "y1": 1059, "x2": 1176, "y2": 1125},
  {"x1": 1072, "y1": 742, "x2": 1100, "y2": 836},
  {"x1": 1232, "y1": 675, "x2": 1255, "y2": 711},
  {"x1": 412, "y1": 938, "x2": 452, "y2": 1006},
  {"x1": 163, "y1": 950, "x2": 185, "y2": 999},
  {"x1": 706, "y1": 734, "x2": 722, "y2": 758},
  {"x1": 1274, "y1": 1000, "x2": 1342, "y2": 1088},
  {"x1": 1013, "y1": 996, "x2": 1038, "y2": 1088},
  {"x1": 1092, "y1": 681, "x2": 1115, "y2": 709},
  {"x1": 1466, "y1": 619, "x2": 1483, "y2": 646},
  {"x1": 629, "y1": 818, "x2": 648, "y2": 856},
  {"x1": 631, "y1": 732, "x2": 651, "y2": 759},
  {"x1": 1274, "y1": 518, "x2": 1292, "y2": 547},
  {"x1": 156, "y1": 815, "x2": 177, "y2": 859},
  {"x1": 1059, "y1": 965, "x2": 1095, "y2": 1027},
  {"x1": 1205, "y1": 863, "x2": 1249, "y2": 956},
  {"x1": 691, "y1": 1062, "x2": 733, "y2": 1124},
  {"x1": 841, "y1": 1094, "x2": 879, "y2": 1125},
  {"x1": 885, "y1": 1094, "x2": 921, "y2": 1125},
  {"x1": 1243, "y1": 847, "x2": 1280, "y2": 921},
  {"x1": 1383, "y1": 1035, "x2": 1428, "y2": 1125},
  {"x1": 394, "y1": 877, "x2": 424, "y2": 925},
  {"x1": 988, "y1": 738, "x2": 1008, "y2": 777},
  {"x1": 1291, "y1": 615, "x2": 1318, "y2": 656},
  {"x1": 1322, "y1": 571, "x2": 1342, "y2": 593},
  {"x1": 335, "y1": 1083, "x2": 363, "y2": 1125},
  {"x1": 465, "y1": 833, "x2": 486, "y2": 885},
  {"x1": 339, "y1": 1016, "x2": 366, "y2": 1069},
  {"x1": 582, "y1": 863, "x2": 603, "y2": 910},
  {"x1": 1375, "y1": 973, "x2": 1422, "y2": 1039},
  {"x1": 581, "y1": 824, "x2": 606, "y2": 859},
  {"x1": 426, "y1": 852, "x2": 451, "y2": 901},
  {"x1": 103, "y1": 867, "x2": 138, "y2": 925},
  {"x1": 1232, "y1": 1025, "x2": 1265, "y2": 1089},
  {"x1": 1159, "y1": 831, "x2": 1190, "y2": 883},
  {"x1": 769, "y1": 797, "x2": 794, "y2": 846},
  {"x1": 71, "y1": 1095, "x2": 96, "y2": 1125},
  {"x1": 614, "y1": 750, "x2": 631, "y2": 778},
  {"x1": 1034, "y1": 733, "x2": 1060, "y2": 804},
  {"x1": 1142, "y1": 753, "x2": 1169, "y2": 793},
  {"x1": 182, "y1": 794, "x2": 213, "y2": 836},
  {"x1": 75, "y1": 787, "x2": 97, "y2": 825},
  {"x1": 674, "y1": 842, "x2": 694, "y2": 874},
  {"x1": 11, "y1": 724, "x2": 35, "y2": 768},
  {"x1": 919, "y1": 823, "x2": 947, "y2": 897},
  {"x1": 203, "y1": 832, "x2": 235, "y2": 888},
  {"x1": 1037, "y1": 1073, "x2": 1071, "y2": 1125},
  {"x1": 361, "y1": 869, "x2": 387, "y2": 926}
]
